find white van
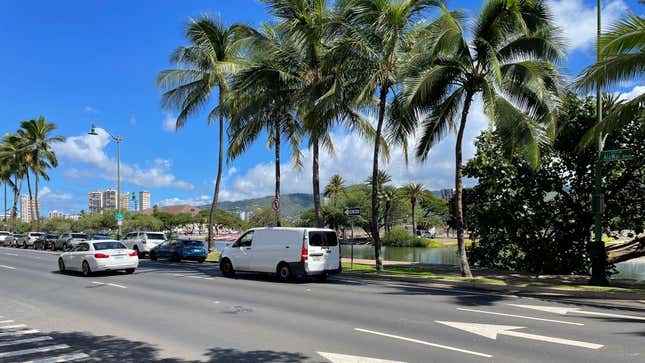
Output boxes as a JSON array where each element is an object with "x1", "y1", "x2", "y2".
[{"x1": 219, "y1": 227, "x2": 341, "y2": 281}]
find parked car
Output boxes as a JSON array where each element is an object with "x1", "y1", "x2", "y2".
[
  {"x1": 34, "y1": 233, "x2": 59, "y2": 250},
  {"x1": 0, "y1": 231, "x2": 12, "y2": 246},
  {"x1": 17, "y1": 232, "x2": 44, "y2": 248},
  {"x1": 121, "y1": 231, "x2": 166, "y2": 258},
  {"x1": 150, "y1": 239, "x2": 207, "y2": 263},
  {"x1": 54, "y1": 232, "x2": 89, "y2": 251},
  {"x1": 9, "y1": 233, "x2": 23, "y2": 247},
  {"x1": 89, "y1": 234, "x2": 111, "y2": 240},
  {"x1": 219, "y1": 227, "x2": 341, "y2": 282},
  {"x1": 58, "y1": 240, "x2": 138, "y2": 277}
]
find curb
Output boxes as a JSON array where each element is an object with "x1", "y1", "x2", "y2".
[{"x1": 341, "y1": 271, "x2": 645, "y2": 300}]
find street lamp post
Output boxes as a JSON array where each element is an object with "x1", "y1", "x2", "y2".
[{"x1": 89, "y1": 125, "x2": 123, "y2": 239}]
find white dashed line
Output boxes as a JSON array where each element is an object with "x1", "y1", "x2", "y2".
[
  {"x1": 3, "y1": 253, "x2": 18, "y2": 256},
  {"x1": 0, "y1": 329, "x2": 39, "y2": 337},
  {"x1": 91, "y1": 281, "x2": 105, "y2": 286},
  {"x1": 23, "y1": 352, "x2": 90, "y2": 363},
  {"x1": 0, "y1": 336, "x2": 53, "y2": 347},
  {"x1": 0, "y1": 324, "x2": 27, "y2": 330},
  {"x1": 0, "y1": 320, "x2": 15, "y2": 324},
  {"x1": 0, "y1": 264, "x2": 16, "y2": 269},
  {"x1": 107, "y1": 283, "x2": 127, "y2": 289},
  {"x1": 0, "y1": 344, "x2": 69, "y2": 358}
]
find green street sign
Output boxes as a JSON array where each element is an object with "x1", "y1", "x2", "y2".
[
  {"x1": 600, "y1": 149, "x2": 633, "y2": 162},
  {"x1": 115, "y1": 212, "x2": 125, "y2": 220}
]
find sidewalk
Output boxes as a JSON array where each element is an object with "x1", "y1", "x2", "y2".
[{"x1": 341, "y1": 258, "x2": 645, "y2": 301}]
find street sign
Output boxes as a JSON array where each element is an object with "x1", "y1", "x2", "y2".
[
  {"x1": 343, "y1": 208, "x2": 361, "y2": 216},
  {"x1": 600, "y1": 149, "x2": 633, "y2": 161},
  {"x1": 117, "y1": 219, "x2": 123, "y2": 226},
  {"x1": 272, "y1": 197, "x2": 280, "y2": 212},
  {"x1": 115, "y1": 212, "x2": 124, "y2": 221}
]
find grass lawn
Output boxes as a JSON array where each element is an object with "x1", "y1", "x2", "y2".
[{"x1": 206, "y1": 251, "x2": 221, "y2": 262}]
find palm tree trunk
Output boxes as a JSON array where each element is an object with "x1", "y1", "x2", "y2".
[
  {"x1": 371, "y1": 84, "x2": 388, "y2": 272},
  {"x1": 274, "y1": 121, "x2": 281, "y2": 227},
  {"x1": 455, "y1": 91, "x2": 474, "y2": 278},
  {"x1": 312, "y1": 137, "x2": 322, "y2": 227},
  {"x1": 207, "y1": 91, "x2": 225, "y2": 251},
  {"x1": 411, "y1": 199, "x2": 416, "y2": 236},
  {"x1": 34, "y1": 173, "x2": 40, "y2": 229},
  {"x1": 26, "y1": 171, "x2": 35, "y2": 225},
  {"x1": 11, "y1": 176, "x2": 21, "y2": 232}
]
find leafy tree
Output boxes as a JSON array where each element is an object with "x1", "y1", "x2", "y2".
[
  {"x1": 158, "y1": 15, "x2": 240, "y2": 250},
  {"x1": 402, "y1": 0, "x2": 564, "y2": 276},
  {"x1": 0, "y1": 134, "x2": 27, "y2": 232},
  {"x1": 249, "y1": 207, "x2": 280, "y2": 227}
]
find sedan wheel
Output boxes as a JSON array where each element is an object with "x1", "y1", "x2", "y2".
[
  {"x1": 58, "y1": 258, "x2": 66, "y2": 273},
  {"x1": 81, "y1": 261, "x2": 92, "y2": 277}
]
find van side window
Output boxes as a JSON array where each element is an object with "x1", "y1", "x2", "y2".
[
  {"x1": 308, "y1": 231, "x2": 338, "y2": 246},
  {"x1": 239, "y1": 232, "x2": 254, "y2": 247}
]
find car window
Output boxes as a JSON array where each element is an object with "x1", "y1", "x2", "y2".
[
  {"x1": 238, "y1": 231, "x2": 253, "y2": 247},
  {"x1": 93, "y1": 241, "x2": 126, "y2": 250},
  {"x1": 72, "y1": 233, "x2": 88, "y2": 239},
  {"x1": 308, "y1": 231, "x2": 338, "y2": 247},
  {"x1": 77, "y1": 243, "x2": 90, "y2": 252},
  {"x1": 171, "y1": 241, "x2": 182, "y2": 247},
  {"x1": 182, "y1": 240, "x2": 203, "y2": 247},
  {"x1": 125, "y1": 233, "x2": 135, "y2": 239},
  {"x1": 145, "y1": 233, "x2": 165, "y2": 240}
]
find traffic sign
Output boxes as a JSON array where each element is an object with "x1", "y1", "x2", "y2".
[
  {"x1": 117, "y1": 219, "x2": 123, "y2": 226},
  {"x1": 343, "y1": 208, "x2": 361, "y2": 216},
  {"x1": 272, "y1": 197, "x2": 280, "y2": 212},
  {"x1": 115, "y1": 212, "x2": 124, "y2": 221},
  {"x1": 600, "y1": 149, "x2": 633, "y2": 161}
]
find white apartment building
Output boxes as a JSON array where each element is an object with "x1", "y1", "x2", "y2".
[{"x1": 20, "y1": 195, "x2": 39, "y2": 223}]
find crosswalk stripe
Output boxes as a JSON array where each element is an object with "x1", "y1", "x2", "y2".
[
  {"x1": 0, "y1": 330, "x2": 40, "y2": 337},
  {"x1": 0, "y1": 344, "x2": 69, "y2": 358},
  {"x1": 0, "y1": 336, "x2": 53, "y2": 347},
  {"x1": 0, "y1": 324, "x2": 27, "y2": 330},
  {"x1": 20, "y1": 352, "x2": 90, "y2": 363}
]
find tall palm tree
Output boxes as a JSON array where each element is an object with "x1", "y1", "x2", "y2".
[
  {"x1": 323, "y1": 174, "x2": 346, "y2": 207},
  {"x1": 334, "y1": 0, "x2": 442, "y2": 272},
  {"x1": 0, "y1": 134, "x2": 27, "y2": 232},
  {"x1": 401, "y1": 182, "x2": 424, "y2": 236},
  {"x1": 576, "y1": 2, "x2": 645, "y2": 140},
  {"x1": 379, "y1": 186, "x2": 398, "y2": 234},
  {"x1": 0, "y1": 162, "x2": 10, "y2": 229},
  {"x1": 158, "y1": 15, "x2": 240, "y2": 249},
  {"x1": 17, "y1": 117, "x2": 64, "y2": 228},
  {"x1": 365, "y1": 169, "x2": 392, "y2": 191},
  {"x1": 227, "y1": 24, "x2": 304, "y2": 227},
  {"x1": 402, "y1": 1, "x2": 563, "y2": 277}
]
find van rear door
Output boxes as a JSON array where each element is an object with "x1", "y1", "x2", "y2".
[{"x1": 306, "y1": 230, "x2": 340, "y2": 273}]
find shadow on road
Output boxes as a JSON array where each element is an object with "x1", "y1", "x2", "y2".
[{"x1": 42, "y1": 331, "x2": 318, "y2": 363}]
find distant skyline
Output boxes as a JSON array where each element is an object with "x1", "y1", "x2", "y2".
[{"x1": 1, "y1": 0, "x2": 642, "y2": 215}]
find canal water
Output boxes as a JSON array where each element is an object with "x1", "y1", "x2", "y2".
[{"x1": 341, "y1": 244, "x2": 645, "y2": 281}]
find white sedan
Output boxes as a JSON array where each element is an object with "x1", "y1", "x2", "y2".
[{"x1": 58, "y1": 240, "x2": 138, "y2": 277}]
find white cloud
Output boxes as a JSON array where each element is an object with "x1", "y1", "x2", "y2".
[
  {"x1": 38, "y1": 187, "x2": 76, "y2": 214},
  {"x1": 548, "y1": 0, "x2": 628, "y2": 52},
  {"x1": 162, "y1": 113, "x2": 177, "y2": 132},
  {"x1": 219, "y1": 99, "x2": 489, "y2": 201},
  {"x1": 617, "y1": 85, "x2": 645, "y2": 101},
  {"x1": 227, "y1": 167, "x2": 238, "y2": 176},
  {"x1": 53, "y1": 128, "x2": 193, "y2": 190},
  {"x1": 84, "y1": 106, "x2": 99, "y2": 114},
  {"x1": 158, "y1": 195, "x2": 212, "y2": 207}
]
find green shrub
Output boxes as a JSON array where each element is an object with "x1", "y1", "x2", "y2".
[{"x1": 382, "y1": 227, "x2": 424, "y2": 247}]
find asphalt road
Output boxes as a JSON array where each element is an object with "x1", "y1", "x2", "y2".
[{"x1": 1, "y1": 246, "x2": 644, "y2": 363}]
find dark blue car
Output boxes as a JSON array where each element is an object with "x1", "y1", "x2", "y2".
[{"x1": 149, "y1": 239, "x2": 207, "y2": 263}]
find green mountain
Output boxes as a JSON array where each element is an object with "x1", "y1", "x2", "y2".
[{"x1": 212, "y1": 193, "x2": 314, "y2": 220}]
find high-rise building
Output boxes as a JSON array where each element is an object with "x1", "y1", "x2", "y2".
[
  {"x1": 88, "y1": 190, "x2": 103, "y2": 214},
  {"x1": 139, "y1": 191, "x2": 151, "y2": 211},
  {"x1": 119, "y1": 192, "x2": 130, "y2": 212},
  {"x1": 48, "y1": 210, "x2": 64, "y2": 218},
  {"x1": 20, "y1": 195, "x2": 39, "y2": 222},
  {"x1": 102, "y1": 189, "x2": 117, "y2": 211}
]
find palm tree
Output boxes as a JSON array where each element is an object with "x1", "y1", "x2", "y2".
[
  {"x1": 379, "y1": 186, "x2": 398, "y2": 234},
  {"x1": 576, "y1": 2, "x2": 645, "y2": 140},
  {"x1": 324, "y1": 174, "x2": 346, "y2": 207},
  {"x1": 16, "y1": 117, "x2": 64, "y2": 229},
  {"x1": 334, "y1": 0, "x2": 442, "y2": 271},
  {"x1": 365, "y1": 170, "x2": 392, "y2": 191},
  {"x1": 227, "y1": 24, "x2": 304, "y2": 227},
  {"x1": 0, "y1": 163, "x2": 10, "y2": 230},
  {"x1": 0, "y1": 134, "x2": 27, "y2": 232},
  {"x1": 401, "y1": 182, "x2": 424, "y2": 236},
  {"x1": 402, "y1": 1, "x2": 563, "y2": 277},
  {"x1": 158, "y1": 15, "x2": 240, "y2": 250}
]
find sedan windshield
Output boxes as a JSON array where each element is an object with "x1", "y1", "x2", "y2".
[
  {"x1": 93, "y1": 241, "x2": 126, "y2": 250},
  {"x1": 146, "y1": 233, "x2": 165, "y2": 240}
]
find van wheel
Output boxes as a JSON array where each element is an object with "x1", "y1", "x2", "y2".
[
  {"x1": 277, "y1": 263, "x2": 292, "y2": 282},
  {"x1": 82, "y1": 261, "x2": 92, "y2": 277},
  {"x1": 220, "y1": 258, "x2": 235, "y2": 277}
]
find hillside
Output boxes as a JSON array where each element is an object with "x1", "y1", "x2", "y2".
[{"x1": 211, "y1": 193, "x2": 314, "y2": 220}]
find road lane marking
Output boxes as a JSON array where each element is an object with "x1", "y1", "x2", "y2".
[
  {"x1": 436, "y1": 321, "x2": 603, "y2": 350},
  {"x1": 107, "y1": 283, "x2": 127, "y2": 289},
  {"x1": 354, "y1": 328, "x2": 492, "y2": 358},
  {"x1": 0, "y1": 324, "x2": 27, "y2": 330},
  {"x1": 456, "y1": 308, "x2": 584, "y2": 326},
  {"x1": 508, "y1": 304, "x2": 645, "y2": 321},
  {"x1": 91, "y1": 281, "x2": 127, "y2": 289},
  {"x1": 0, "y1": 320, "x2": 15, "y2": 324},
  {"x1": 0, "y1": 336, "x2": 52, "y2": 347},
  {"x1": 318, "y1": 352, "x2": 406, "y2": 363},
  {"x1": 3, "y1": 253, "x2": 18, "y2": 256},
  {"x1": 0, "y1": 344, "x2": 69, "y2": 358},
  {"x1": 0, "y1": 264, "x2": 16, "y2": 269},
  {"x1": 187, "y1": 275, "x2": 204, "y2": 279},
  {"x1": 23, "y1": 352, "x2": 90, "y2": 363},
  {"x1": 91, "y1": 281, "x2": 105, "y2": 286},
  {"x1": 0, "y1": 329, "x2": 39, "y2": 337}
]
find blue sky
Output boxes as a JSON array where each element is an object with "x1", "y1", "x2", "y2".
[{"x1": 0, "y1": 0, "x2": 642, "y2": 215}]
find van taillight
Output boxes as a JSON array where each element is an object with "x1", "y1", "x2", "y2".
[{"x1": 301, "y1": 247, "x2": 308, "y2": 262}]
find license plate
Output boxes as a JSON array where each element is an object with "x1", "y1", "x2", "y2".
[
  {"x1": 114, "y1": 256, "x2": 124, "y2": 259},
  {"x1": 312, "y1": 256, "x2": 322, "y2": 261}
]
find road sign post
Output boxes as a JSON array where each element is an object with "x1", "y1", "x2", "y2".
[{"x1": 343, "y1": 208, "x2": 360, "y2": 269}]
